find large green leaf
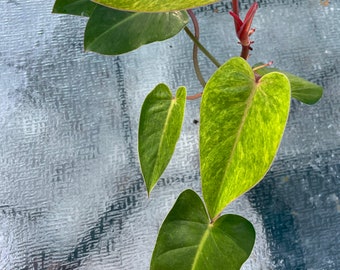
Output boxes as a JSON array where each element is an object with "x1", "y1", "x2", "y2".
[
  {"x1": 138, "y1": 84, "x2": 186, "y2": 195},
  {"x1": 92, "y1": 0, "x2": 219, "y2": 12},
  {"x1": 151, "y1": 189, "x2": 255, "y2": 270},
  {"x1": 254, "y1": 64, "x2": 323, "y2": 104},
  {"x1": 200, "y1": 57, "x2": 290, "y2": 219},
  {"x1": 53, "y1": 0, "x2": 97, "y2": 17},
  {"x1": 84, "y1": 6, "x2": 189, "y2": 55}
]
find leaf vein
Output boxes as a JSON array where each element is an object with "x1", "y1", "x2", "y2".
[{"x1": 215, "y1": 81, "x2": 257, "y2": 215}]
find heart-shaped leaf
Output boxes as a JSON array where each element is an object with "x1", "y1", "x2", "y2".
[
  {"x1": 151, "y1": 189, "x2": 255, "y2": 270},
  {"x1": 53, "y1": 0, "x2": 97, "y2": 17},
  {"x1": 139, "y1": 84, "x2": 186, "y2": 195},
  {"x1": 84, "y1": 5, "x2": 188, "y2": 55},
  {"x1": 92, "y1": 0, "x2": 219, "y2": 12},
  {"x1": 200, "y1": 57, "x2": 290, "y2": 219},
  {"x1": 254, "y1": 64, "x2": 323, "y2": 104}
]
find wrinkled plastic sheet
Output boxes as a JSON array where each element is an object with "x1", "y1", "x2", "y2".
[{"x1": 0, "y1": 0, "x2": 339, "y2": 269}]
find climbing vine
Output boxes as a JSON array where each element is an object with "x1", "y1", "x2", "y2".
[{"x1": 52, "y1": 0, "x2": 323, "y2": 268}]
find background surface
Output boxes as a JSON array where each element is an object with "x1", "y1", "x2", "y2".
[{"x1": 0, "y1": 0, "x2": 339, "y2": 269}]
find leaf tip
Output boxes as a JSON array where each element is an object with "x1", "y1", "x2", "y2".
[{"x1": 146, "y1": 182, "x2": 155, "y2": 198}]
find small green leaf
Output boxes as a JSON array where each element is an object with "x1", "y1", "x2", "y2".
[
  {"x1": 254, "y1": 64, "x2": 323, "y2": 104},
  {"x1": 84, "y1": 6, "x2": 188, "y2": 55},
  {"x1": 52, "y1": 0, "x2": 97, "y2": 17},
  {"x1": 200, "y1": 57, "x2": 290, "y2": 219},
  {"x1": 138, "y1": 84, "x2": 186, "y2": 195},
  {"x1": 151, "y1": 189, "x2": 255, "y2": 270},
  {"x1": 92, "y1": 0, "x2": 219, "y2": 12}
]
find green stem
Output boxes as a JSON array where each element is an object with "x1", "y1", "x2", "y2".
[{"x1": 184, "y1": 26, "x2": 221, "y2": 68}]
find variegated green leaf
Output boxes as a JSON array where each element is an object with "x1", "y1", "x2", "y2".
[
  {"x1": 138, "y1": 84, "x2": 186, "y2": 195},
  {"x1": 200, "y1": 57, "x2": 291, "y2": 218}
]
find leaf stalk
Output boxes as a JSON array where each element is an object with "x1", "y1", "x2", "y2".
[{"x1": 184, "y1": 26, "x2": 221, "y2": 68}]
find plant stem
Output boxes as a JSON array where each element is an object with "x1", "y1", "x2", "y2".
[
  {"x1": 232, "y1": 0, "x2": 251, "y2": 60},
  {"x1": 187, "y1": 9, "x2": 206, "y2": 88},
  {"x1": 232, "y1": 0, "x2": 239, "y2": 15},
  {"x1": 184, "y1": 26, "x2": 221, "y2": 68},
  {"x1": 240, "y1": 45, "x2": 250, "y2": 60},
  {"x1": 184, "y1": 11, "x2": 222, "y2": 100},
  {"x1": 186, "y1": 92, "x2": 202, "y2": 100},
  {"x1": 252, "y1": 61, "x2": 273, "y2": 71}
]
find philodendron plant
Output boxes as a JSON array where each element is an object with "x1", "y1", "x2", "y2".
[{"x1": 53, "y1": 0, "x2": 323, "y2": 269}]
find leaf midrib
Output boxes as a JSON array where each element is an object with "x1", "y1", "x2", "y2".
[
  {"x1": 214, "y1": 81, "x2": 257, "y2": 216},
  {"x1": 191, "y1": 224, "x2": 247, "y2": 269},
  {"x1": 150, "y1": 98, "x2": 176, "y2": 182},
  {"x1": 156, "y1": 223, "x2": 249, "y2": 269},
  {"x1": 191, "y1": 225, "x2": 210, "y2": 269}
]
